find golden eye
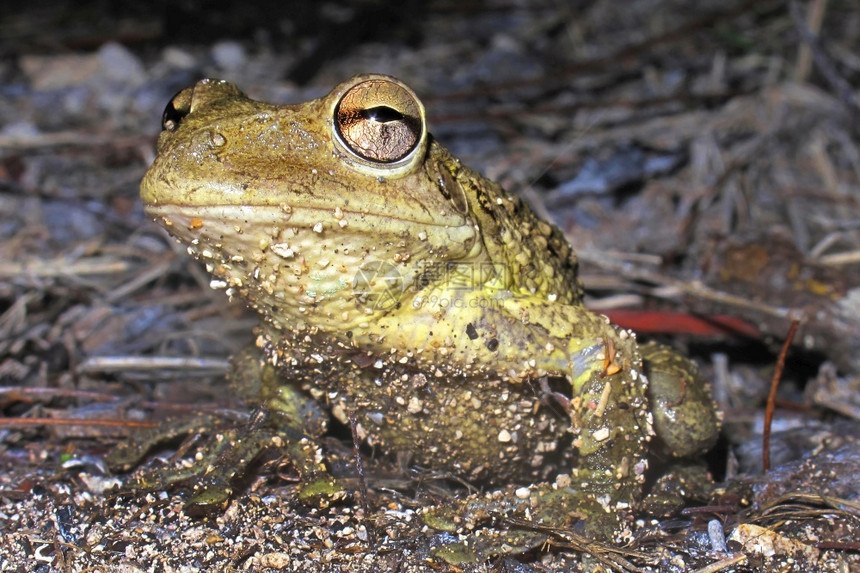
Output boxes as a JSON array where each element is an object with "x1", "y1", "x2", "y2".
[{"x1": 334, "y1": 79, "x2": 423, "y2": 164}]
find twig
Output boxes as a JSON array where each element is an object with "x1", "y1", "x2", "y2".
[
  {"x1": 0, "y1": 257, "x2": 131, "y2": 278},
  {"x1": 104, "y1": 260, "x2": 174, "y2": 303},
  {"x1": 77, "y1": 356, "x2": 230, "y2": 373},
  {"x1": 793, "y1": 0, "x2": 828, "y2": 83},
  {"x1": 348, "y1": 408, "x2": 374, "y2": 548},
  {"x1": 762, "y1": 319, "x2": 800, "y2": 472},
  {"x1": 0, "y1": 386, "x2": 119, "y2": 402},
  {"x1": 690, "y1": 553, "x2": 747, "y2": 573},
  {"x1": 0, "y1": 417, "x2": 157, "y2": 428},
  {"x1": 789, "y1": 0, "x2": 860, "y2": 120},
  {"x1": 817, "y1": 249, "x2": 860, "y2": 266},
  {"x1": 0, "y1": 132, "x2": 149, "y2": 149}
]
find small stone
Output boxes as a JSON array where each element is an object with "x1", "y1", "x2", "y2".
[
  {"x1": 271, "y1": 243, "x2": 294, "y2": 258},
  {"x1": 592, "y1": 427, "x2": 610, "y2": 441}
]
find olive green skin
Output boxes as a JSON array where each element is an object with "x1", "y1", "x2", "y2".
[{"x1": 131, "y1": 74, "x2": 720, "y2": 554}]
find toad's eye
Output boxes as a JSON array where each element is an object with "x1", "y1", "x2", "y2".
[
  {"x1": 334, "y1": 79, "x2": 424, "y2": 164},
  {"x1": 162, "y1": 88, "x2": 194, "y2": 132},
  {"x1": 160, "y1": 80, "x2": 244, "y2": 132}
]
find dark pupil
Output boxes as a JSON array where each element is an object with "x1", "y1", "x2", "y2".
[{"x1": 361, "y1": 106, "x2": 403, "y2": 123}]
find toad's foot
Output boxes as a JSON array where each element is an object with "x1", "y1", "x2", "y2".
[
  {"x1": 183, "y1": 409, "x2": 344, "y2": 512},
  {"x1": 422, "y1": 471, "x2": 635, "y2": 564},
  {"x1": 639, "y1": 461, "x2": 715, "y2": 518},
  {"x1": 106, "y1": 347, "x2": 343, "y2": 512},
  {"x1": 106, "y1": 407, "x2": 343, "y2": 512}
]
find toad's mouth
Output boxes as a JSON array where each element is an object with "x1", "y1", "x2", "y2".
[
  {"x1": 139, "y1": 161, "x2": 470, "y2": 228},
  {"x1": 144, "y1": 202, "x2": 468, "y2": 231},
  {"x1": 144, "y1": 203, "x2": 476, "y2": 244},
  {"x1": 144, "y1": 203, "x2": 480, "y2": 266}
]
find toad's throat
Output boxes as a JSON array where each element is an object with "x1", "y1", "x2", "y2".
[{"x1": 144, "y1": 203, "x2": 482, "y2": 332}]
